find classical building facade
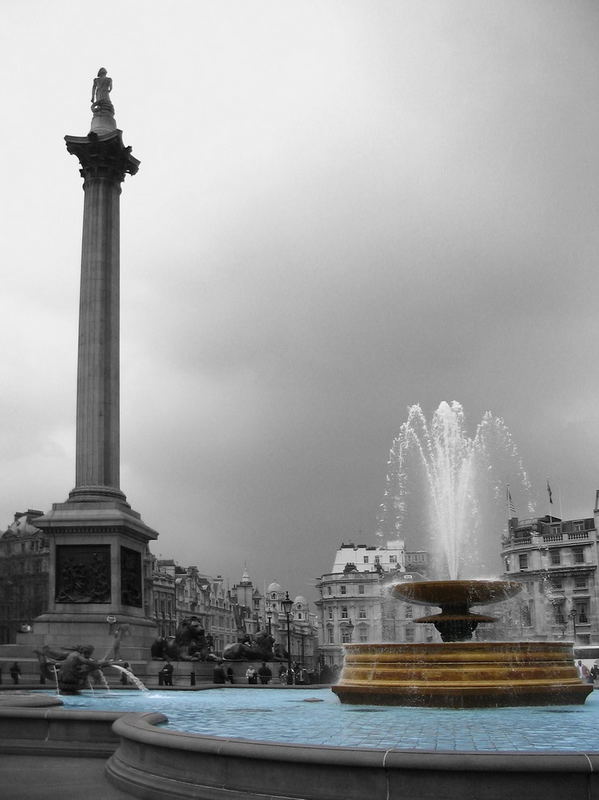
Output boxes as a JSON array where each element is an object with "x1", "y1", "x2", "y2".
[
  {"x1": 263, "y1": 581, "x2": 319, "y2": 669},
  {"x1": 152, "y1": 560, "x2": 237, "y2": 655},
  {"x1": 315, "y1": 540, "x2": 434, "y2": 667},
  {"x1": 500, "y1": 506, "x2": 599, "y2": 644},
  {"x1": 230, "y1": 568, "x2": 264, "y2": 636},
  {"x1": 0, "y1": 511, "x2": 49, "y2": 643}
]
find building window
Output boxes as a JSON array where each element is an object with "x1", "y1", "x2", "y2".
[
  {"x1": 389, "y1": 555, "x2": 397, "y2": 563},
  {"x1": 359, "y1": 607, "x2": 366, "y2": 619},
  {"x1": 327, "y1": 628, "x2": 334, "y2": 644},
  {"x1": 405, "y1": 627, "x2": 414, "y2": 642},
  {"x1": 363, "y1": 556, "x2": 369, "y2": 564},
  {"x1": 573, "y1": 548, "x2": 585, "y2": 564},
  {"x1": 551, "y1": 578, "x2": 563, "y2": 590},
  {"x1": 327, "y1": 587, "x2": 331, "y2": 595},
  {"x1": 574, "y1": 576, "x2": 588, "y2": 589},
  {"x1": 405, "y1": 605, "x2": 413, "y2": 618},
  {"x1": 328, "y1": 608, "x2": 333, "y2": 619},
  {"x1": 358, "y1": 585, "x2": 365, "y2": 595},
  {"x1": 340, "y1": 585, "x2": 347, "y2": 595},
  {"x1": 341, "y1": 629, "x2": 352, "y2": 644},
  {"x1": 358, "y1": 629, "x2": 369, "y2": 643},
  {"x1": 374, "y1": 556, "x2": 380, "y2": 564},
  {"x1": 574, "y1": 522, "x2": 584, "y2": 532},
  {"x1": 518, "y1": 554, "x2": 528, "y2": 571},
  {"x1": 554, "y1": 604, "x2": 565, "y2": 625},
  {"x1": 341, "y1": 606, "x2": 348, "y2": 619},
  {"x1": 550, "y1": 550, "x2": 561, "y2": 565},
  {"x1": 576, "y1": 603, "x2": 589, "y2": 624}
]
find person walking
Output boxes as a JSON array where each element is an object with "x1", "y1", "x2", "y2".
[
  {"x1": 246, "y1": 666, "x2": 257, "y2": 684},
  {"x1": 9, "y1": 662, "x2": 21, "y2": 685},
  {"x1": 213, "y1": 661, "x2": 226, "y2": 684},
  {"x1": 258, "y1": 662, "x2": 272, "y2": 684}
]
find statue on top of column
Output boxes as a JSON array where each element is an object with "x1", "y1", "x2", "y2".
[
  {"x1": 91, "y1": 67, "x2": 115, "y2": 115},
  {"x1": 89, "y1": 67, "x2": 117, "y2": 135}
]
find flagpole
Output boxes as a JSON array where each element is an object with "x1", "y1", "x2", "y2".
[{"x1": 546, "y1": 478, "x2": 554, "y2": 520}]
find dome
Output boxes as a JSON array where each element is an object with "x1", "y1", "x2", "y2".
[
  {"x1": 266, "y1": 581, "x2": 282, "y2": 595},
  {"x1": 293, "y1": 595, "x2": 307, "y2": 607}
]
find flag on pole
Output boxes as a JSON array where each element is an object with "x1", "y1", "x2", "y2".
[
  {"x1": 546, "y1": 479, "x2": 553, "y2": 505},
  {"x1": 507, "y1": 486, "x2": 516, "y2": 517}
]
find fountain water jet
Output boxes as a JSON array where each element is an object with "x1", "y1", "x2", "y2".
[
  {"x1": 334, "y1": 402, "x2": 590, "y2": 708},
  {"x1": 376, "y1": 401, "x2": 532, "y2": 578}
]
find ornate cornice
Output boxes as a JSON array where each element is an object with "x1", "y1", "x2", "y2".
[{"x1": 65, "y1": 129, "x2": 140, "y2": 184}]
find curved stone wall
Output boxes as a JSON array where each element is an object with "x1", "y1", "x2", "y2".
[{"x1": 106, "y1": 711, "x2": 599, "y2": 800}]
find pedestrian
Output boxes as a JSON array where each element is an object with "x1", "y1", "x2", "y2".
[
  {"x1": 10, "y1": 662, "x2": 21, "y2": 685},
  {"x1": 226, "y1": 666, "x2": 235, "y2": 684},
  {"x1": 246, "y1": 666, "x2": 257, "y2": 684},
  {"x1": 213, "y1": 661, "x2": 226, "y2": 684},
  {"x1": 258, "y1": 662, "x2": 272, "y2": 684},
  {"x1": 190, "y1": 671, "x2": 196, "y2": 686},
  {"x1": 159, "y1": 662, "x2": 173, "y2": 687}
]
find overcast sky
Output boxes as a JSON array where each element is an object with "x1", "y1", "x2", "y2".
[{"x1": 2, "y1": 1, "x2": 599, "y2": 602}]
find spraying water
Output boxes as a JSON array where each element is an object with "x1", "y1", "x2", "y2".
[
  {"x1": 376, "y1": 402, "x2": 532, "y2": 580},
  {"x1": 108, "y1": 664, "x2": 149, "y2": 691}
]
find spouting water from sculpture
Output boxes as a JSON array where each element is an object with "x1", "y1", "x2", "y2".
[
  {"x1": 37, "y1": 644, "x2": 146, "y2": 694},
  {"x1": 333, "y1": 402, "x2": 591, "y2": 708}
]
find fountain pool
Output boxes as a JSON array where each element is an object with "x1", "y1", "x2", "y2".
[{"x1": 52, "y1": 687, "x2": 599, "y2": 753}]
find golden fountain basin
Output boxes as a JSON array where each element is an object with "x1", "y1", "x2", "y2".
[{"x1": 332, "y1": 641, "x2": 592, "y2": 708}]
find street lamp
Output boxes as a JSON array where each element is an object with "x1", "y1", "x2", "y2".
[
  {"x1": 569, "y1": 608, "x2": 578, "y2": 642},
  {"x1": 282, "y1": 591, "x2": 293, "y2": 685},
  {"x1": 266, "y1": 607, "x2": 272, "y2": 636},
  {"x1": 346, "y1": 619, "x2": 354, "y2": 643}
]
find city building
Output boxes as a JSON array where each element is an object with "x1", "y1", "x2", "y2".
[
  {"x1": 264, "y1": 581, "x2": 319, "y2": 670},
  {"x1": 230, "y1": 568, "x2": 264, "y2": 636},
  {"x1": 500, "y1": 500, "x2": 599, "y2": 644},
  {"x1": 153, "y1": 560, "x2": 237, "y2": 655},
  {"x1": 0, "y1": 511, "x2": 49, "y2": 643},
  {"x1": 315, "y1": 540, "x2": 434, "y2": 667}
]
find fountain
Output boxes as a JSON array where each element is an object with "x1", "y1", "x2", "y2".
[
  {"x1": 4, "y1": 404, "x2": 595, "y2": 797},
  {"x1": 333, "y1": 402, "x2": 591, "y2": 708},
  {"x1": 333, "y1": 578, "x2": 591, "y2": 707}
]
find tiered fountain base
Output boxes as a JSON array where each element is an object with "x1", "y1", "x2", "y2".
[{"x1": 332, "y1": 640, "x2": 592, "y2": 707}]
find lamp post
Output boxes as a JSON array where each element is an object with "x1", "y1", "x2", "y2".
[
  {"x1": 347, "y1": 619, "x2": 354, "y2": 643},
  {"x1": 266, "y1": 607, "x2": 272, "y2": 636},
  {"x1": 282, "y1": 591, "x2": 293, "y2": 685},
  {"x1": 569, "y1": 608, "x2": 578, "y2": 642}
]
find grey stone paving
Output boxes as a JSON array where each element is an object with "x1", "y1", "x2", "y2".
[{"x1": 0, "y1": 754, "x2": 131, "y2": 799}]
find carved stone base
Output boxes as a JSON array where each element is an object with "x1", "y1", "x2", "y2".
[{"x1": 333, "y1": 641, "x2": 592, "y2": 708}]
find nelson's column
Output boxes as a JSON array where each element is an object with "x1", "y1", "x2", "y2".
[{"x1": 29, "y1": 69, "x2": 159, "y2": 659}]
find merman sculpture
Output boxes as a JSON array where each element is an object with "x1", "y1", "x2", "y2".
[
  {"x1": 36, "y1": 644, "x2": 118, "y2": 694},
  {"x1": 333, "y1": 579, "x2": 592, "y2": 708}
]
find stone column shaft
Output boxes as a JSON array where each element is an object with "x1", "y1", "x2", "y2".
[
  {"x1": 75, "y1": 175, "x2": 121, "y2": 490},
  {"x1": 64, "y1": 130, "x2": 139, "y2": 504}
]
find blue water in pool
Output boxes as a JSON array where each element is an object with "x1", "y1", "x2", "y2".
[{"x1": 53, "y1": 688, "x2": 599, "y2": 753}]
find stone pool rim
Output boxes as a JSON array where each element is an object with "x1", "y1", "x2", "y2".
[
  {"x1": 2, "y1": 690, "x2": 599, "y2": 798},
  {"x1": 106, "y1": 710, "x2": 599, "y2": 800}
]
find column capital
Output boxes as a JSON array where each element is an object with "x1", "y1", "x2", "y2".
[{"x1": 65, "y1": 129, "x2": 140, "y2": 183}]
